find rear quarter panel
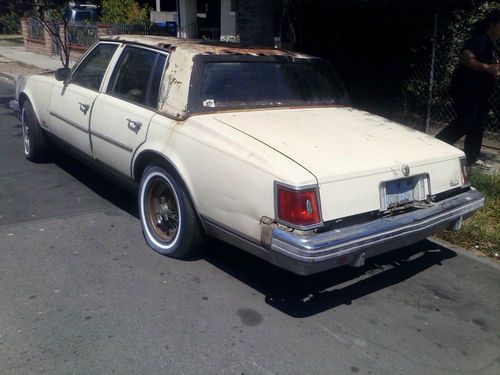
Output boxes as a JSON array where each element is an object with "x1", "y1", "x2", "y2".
[{"x1": 134, "y1": 114, "x2": 317, "y2": 242}]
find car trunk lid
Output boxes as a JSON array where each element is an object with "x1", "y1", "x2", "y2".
[
  {"x1": 212, "y1": 107, "x2": 464, "y2": 221},
  {"x1": 212, "y1": 107, "x2": 461, "y2": 184}
]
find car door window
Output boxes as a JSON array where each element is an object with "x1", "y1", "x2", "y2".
[
  {"x1": 107, "y1": 46, "x2": 167, "y2": 108},
  {"x1": 71, "y1": 43, "x2": 118, "y2": 91}
]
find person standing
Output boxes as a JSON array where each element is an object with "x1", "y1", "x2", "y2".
[{"x1": 436, "y1": 9, "x2": 500, "y2": 169}]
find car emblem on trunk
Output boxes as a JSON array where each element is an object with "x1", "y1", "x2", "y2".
[{"x1": 402, "y1": 164, "x2": 410, "y2": 177}]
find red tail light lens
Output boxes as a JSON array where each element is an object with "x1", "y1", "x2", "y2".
[
  {"x1": 276, "y1": 185, "x2": 321, "y2": 228},
  {"x1": 460, "y1": 158, "x2": 470, "y2": 186}
]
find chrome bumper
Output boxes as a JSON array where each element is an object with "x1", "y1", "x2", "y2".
[{"x1": 268, "y1": 188, "x2": 484, "y2": 275}]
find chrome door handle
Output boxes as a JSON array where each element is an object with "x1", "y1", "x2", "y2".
[
  {"x1": 78, "y1": 102, "x2": 90, "y2": 114},
  {"x1": 126, "y1": 118, "x2": 142, "y2": 131}
]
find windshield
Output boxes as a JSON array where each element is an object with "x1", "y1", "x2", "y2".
[{"x1": 199, "y1": 61, "x2": 348, "y2": 110}]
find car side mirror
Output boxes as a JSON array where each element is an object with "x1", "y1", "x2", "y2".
[{"x1": 55, "y1": 68, "x2": 70, "y2": 82}]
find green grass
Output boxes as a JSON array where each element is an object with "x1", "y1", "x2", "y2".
[
  {"x1": 438, "y1": 170, "x2": 500, "y2": 257},
  {"x1": 0, "y1": 34, "x2": 23, "y2": 46}
]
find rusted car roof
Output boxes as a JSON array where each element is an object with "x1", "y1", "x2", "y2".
[
  {"x1": 99, "y1": 35, "x2": 315, "y2": 119},
  {"x1": 100, "y1": 35, "x2": 313, "y2": 59}
]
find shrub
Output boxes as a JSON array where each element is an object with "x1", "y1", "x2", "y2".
[
  {"x1": 0, "y1": 12, "x2": 21, "y2": 34},
  {"x1": 101, "y1": 0, "x2": 151, "y2": 26},
  {"x1": 438, "y1": 170, "x2": 500, "y2": 257}
]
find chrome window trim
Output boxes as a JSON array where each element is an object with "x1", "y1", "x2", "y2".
[
  {"x1": 70, "y1": 41, "x2": 122, "y2": 93},
  {"x1": 273, "y1": 181, "x2": 323, "y2": 230},
  {"x1": 99, "y1": 43, "x2": 125, "y2": 94},
  {"x1": 102, "y1": 44, "x2": 170, "y2": 111}
]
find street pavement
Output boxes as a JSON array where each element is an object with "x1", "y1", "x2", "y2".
[
  {"x1": 0, "y1": 80, "x2": 500, "y2": 374},
  {"x1": 0, "y1": 46, "x2": 73, "y2": 79}
]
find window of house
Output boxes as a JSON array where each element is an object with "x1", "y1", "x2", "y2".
[
  {"x1": 107, "y1": 46, "x2": 167, "y2": 109},
  {"x1": 160, "y1": 0, "x2": 177, "y2": 12},
  {"x1": 71, "y1": 43, "x2": 118, "y2": 91}
]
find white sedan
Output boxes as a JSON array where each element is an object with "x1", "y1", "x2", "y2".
[{"x1": 12, "y1": 36, "x2": 484, "y2": 275}]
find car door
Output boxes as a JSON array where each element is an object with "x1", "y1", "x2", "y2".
[
  {"x1": 90, "y1": 46, "x2": 168, "y2": 177},
  {"x1": 48, "y1": 42, "x2": 119, "y2": 156}
]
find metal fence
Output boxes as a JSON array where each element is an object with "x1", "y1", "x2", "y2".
[
  {"x1": 67, "y1": 24, "x2": 98, "y2": 46},
  {"x1": 401, "y1": 15, "x2": 500, "y2": 144},
  {"x1": 26, "y1": 18, "x2": 44, "y2": 40},
  {"x1": 104, "y1": 23, "x2": 151, "y2": 36},
  {"x1": 66, "y1": 23, "x2": 149, "y2": 47}
]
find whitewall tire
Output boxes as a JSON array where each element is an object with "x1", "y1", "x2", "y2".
[{"x1": 139, "y1": 165, "x2": 203, "y2": 259}]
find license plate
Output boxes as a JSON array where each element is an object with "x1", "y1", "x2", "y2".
[{"x1": 384, "y1": 178, "x2": 415, "y2": 208}]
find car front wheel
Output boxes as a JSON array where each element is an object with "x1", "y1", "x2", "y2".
[{"x1": 139, "y1": 165, "x2": 203, "y2": 259}]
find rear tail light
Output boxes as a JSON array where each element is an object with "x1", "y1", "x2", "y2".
[
  {"x1": 460, "y1": 158, "x2": 470, "y2": 186},
  {"x1": 276, "y1": 183, "x2": 321, "y2": 228}
]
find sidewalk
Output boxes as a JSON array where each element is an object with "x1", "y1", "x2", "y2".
[
  {"x1": 0, "y1": 45, "x2": 498, "y2": 173},
  {"x1": 0, "y1": 46, "x2": 74, "y2": 81}
]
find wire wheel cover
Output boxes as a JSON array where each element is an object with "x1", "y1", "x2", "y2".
[{"x1": 146, "y1": 177, "x2": 180, "y2": 243}]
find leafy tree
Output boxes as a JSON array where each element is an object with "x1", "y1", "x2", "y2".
[
  {"x1": 101, "y1": 0, "x2": 150, "y2": 25},
  {"x1": 0, "y1": 11, "x2": 21, "y2": 34},
  {"x1": 11, "y1": 0, "x2": 72, "y2": 68}
]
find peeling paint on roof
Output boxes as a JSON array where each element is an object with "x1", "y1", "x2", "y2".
[
  {"x1": 100, "y1": 35, "x2": 313, "y2": 58},
  {"x1": 100, "y1": 35, "x2": 315, "y2": 119}
]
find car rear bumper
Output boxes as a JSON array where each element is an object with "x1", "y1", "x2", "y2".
[{"x1": 267, "y1": 188, "x2": 484, "y2": 275}]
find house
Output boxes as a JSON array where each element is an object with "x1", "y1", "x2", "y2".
[{"x1": 151, "y1": 0, "x2": 279, "y2": 45}]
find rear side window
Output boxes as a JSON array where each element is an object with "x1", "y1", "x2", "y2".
[
  {"x1": 75, "y1": 11, "x2": 93, "y2": 22},
  {"x1": 107, "y1": 46, "x2": 167, "y2": 108},
  {"x1": 71, "y1": 43, "x2": 118, "y2": 91}
]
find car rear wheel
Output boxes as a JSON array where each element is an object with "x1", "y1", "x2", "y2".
[
  {"x1": 21, "y1": 100, "x2": 49, "y2": 162},
  {"x1": 139, "y1": 165, "x2": 203, "y2": 259}
]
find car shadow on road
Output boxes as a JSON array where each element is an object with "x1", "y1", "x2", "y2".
[
  {"x1": 0, "y1": 95, "x2": 16, "y2": 110},
  {"x1": 37, "y1": 135, "x2": 458, "y2": 318},
  {"x1": 204, "y1": 239, "x2": 457, "y2": 318},
  {"x1": 50, "y1": 151, "x2": 139, "y2": 218}
]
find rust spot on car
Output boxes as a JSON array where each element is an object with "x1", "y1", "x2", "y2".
[{"x1": 100, "y1": 35, "x2": 313, "y2": 59}]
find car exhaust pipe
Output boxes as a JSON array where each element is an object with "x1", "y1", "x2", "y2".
[{"x1": 352, "y1": 252, "x2": 366, "y2": 267}]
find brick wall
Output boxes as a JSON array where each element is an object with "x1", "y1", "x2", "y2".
[
  {"x1": 20, "y1": 18, "x2": 108, "y2": 62},
  {"x1": 20, "y1": 18, "x2": 56, "y2": 56}
]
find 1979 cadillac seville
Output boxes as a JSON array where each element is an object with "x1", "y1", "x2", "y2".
[{"x1": 12, "y1": 36, "x2": 484, "y2": 275}]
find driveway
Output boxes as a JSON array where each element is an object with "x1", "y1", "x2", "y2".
[{"x1": 0, "y1": 79, "x2": 499, "y2": 375}]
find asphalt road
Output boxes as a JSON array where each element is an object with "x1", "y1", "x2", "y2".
[{"x1": 0, "y1": 79, "x2": 499, "y2": 375}]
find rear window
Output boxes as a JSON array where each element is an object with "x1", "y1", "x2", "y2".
[
  {"x1": 75, "y1": 11, "x2": 93, "y2": 22},
  {"x1": 200, "y1": 61, "x2": 348, "y2": 109}
]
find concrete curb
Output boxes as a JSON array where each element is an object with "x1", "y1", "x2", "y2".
[{"x1": 429, "y1": 237, "x2": 500, "y2": 270}]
